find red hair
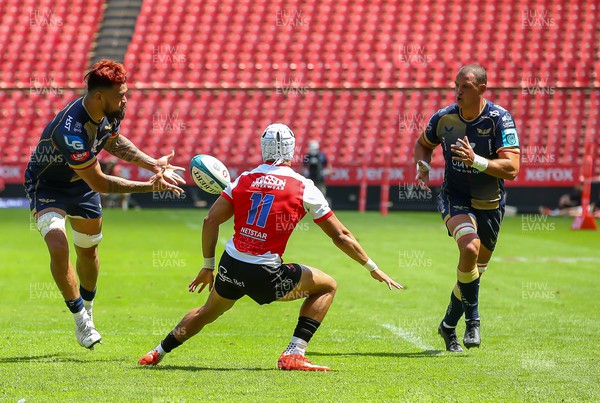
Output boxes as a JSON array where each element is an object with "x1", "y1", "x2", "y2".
[{"x1": 85, "y1": 59, "x2": 127, "y2": 90}]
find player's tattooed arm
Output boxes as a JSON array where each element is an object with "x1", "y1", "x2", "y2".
[
  {"x1": 76, "y1": 159, "x2": 184, "y2": 195},
  {"x1": 104, "y1": 135, "x2": 156, "y2": 171},
  {"x1": 106, "y1": 175, "x2": 151, "y2": 193},
  {"x1": 104, "y1": 135, "x2": 186, "y2": 179},
  {"x1": 103, "y1": 172, "x2": 182, "y2": 195}
]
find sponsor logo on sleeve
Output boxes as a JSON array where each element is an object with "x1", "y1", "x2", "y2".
[
  {"x1": 74, "y1": 121, "x2": 83, "y2": 133},
  {"x1": 489, "y1": 110, "x2": 500, "y2": 117},
  {"x1": 501, "y1": 128, "x2": 519, "y2": 147},
  {"x1": 71, "y1": 151, "x2": 91, "y2": 162},
  {"x1": 501, "y1": 114, "x2": 515, "y2": 128},
  {"x1": 63, "y1": 135, "x2": 85, "y2": 151},
  {"x1": 64, "y1": 115, "x2": 73, "y2": 130}
]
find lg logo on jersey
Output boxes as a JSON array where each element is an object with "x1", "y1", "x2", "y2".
[{"x1": 63, "y1": 135, "x2": 84, "y2": 151}]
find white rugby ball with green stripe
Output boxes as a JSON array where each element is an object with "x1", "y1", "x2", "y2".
[{"x1": 190, "y1": 154, "x2": 231, "y2": 194}]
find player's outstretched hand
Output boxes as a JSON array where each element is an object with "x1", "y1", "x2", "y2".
[
  {"x1": 370, "y1": 269, "x2": 404, "y2": 290},
  {"x1": 155, "y1": 150, "x2": 186, "y2": 175},
  {"x1": 149, "y1": 172, "x2": 185, "y2": 196},
  {"x1": 162, "y1": 167, "x2": 186, "y2": 186},
  {"x1": 188, "y1": 268, "x2": 215, "y2": 294}
]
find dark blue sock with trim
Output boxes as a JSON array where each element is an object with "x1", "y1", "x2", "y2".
[
  {"x1": 79, "y1": 285, "x2": 96, "y2": 302},
  {"x1": 66, "y1": 296, "x2": 85, "y2": 314},
  {"x1": 442, "y1": 291, "x2": 464, "y2": 328},
  {"x1": 457, "y1": 277, "x2": 480, "y2": 322}
]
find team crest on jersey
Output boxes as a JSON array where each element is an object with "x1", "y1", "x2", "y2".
[
  {"x1": 92, "y1": 131, "x2": 112, "y2": 152},
  {"x1": 250, "y1": 175, "x2": 287, "y2": 190},
  {"x1": 477, "y1": 128, "x2": 491, "y2": 135}
]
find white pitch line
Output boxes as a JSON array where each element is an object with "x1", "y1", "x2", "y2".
[
  {"x1": 165, "y1": 212, "x2": 200, "y2": 230},
  {"x1": 166, "y1": 212, "x2": 180, "y2": 220},
  {"x1": 381, "y1": 323, "x2": 435, "y2": 351},
  {"x1": 185, "y1": 222, "x2": 200, "y2": 230}
]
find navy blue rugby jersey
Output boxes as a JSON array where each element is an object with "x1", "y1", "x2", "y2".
[
  {"x1": 423, "y1": 99, "x2": 520, "y2": 209},
  {"x1": 25, "y1": 97, "x2": 121, "y2": 186}
]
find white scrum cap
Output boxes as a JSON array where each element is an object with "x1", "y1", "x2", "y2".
[{"x1": 260, "y1": 123, "x2": 295, "y2": 164}]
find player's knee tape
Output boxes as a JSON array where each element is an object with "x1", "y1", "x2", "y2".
[
  {"x1": 452, "y1": 223, "x2": 477, "y2": 243},
  {"x1": 36, "y1": 212, "x2": 66, "y2": 238},
  {"x1": 457, "y1": 267, "x2": 479, "y2": 283},
  {"x1": 72, "y1": 230, "x2": 103, "y2": 248},
  {"x1": 477, "y1": 263, "x2": 488, "y2": 274}
]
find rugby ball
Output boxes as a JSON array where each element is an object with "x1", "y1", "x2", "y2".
[{"x1": 190, "y1": 154, "x2": 231, "y2": 194}]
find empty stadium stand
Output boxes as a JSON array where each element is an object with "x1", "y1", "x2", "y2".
[
  {"x1": 1, "y1": 0, "x2": 599, "y2": 178},
  {"x1": 0, "y1": 0, "x2": 103, "y2": 88}
]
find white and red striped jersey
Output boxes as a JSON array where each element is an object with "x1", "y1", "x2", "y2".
[{"x1": 221, "y1": 163, "x2": 333, "y2": 266}]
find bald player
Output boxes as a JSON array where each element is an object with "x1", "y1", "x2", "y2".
[{"x1": 413, "y1": 64, "x2": 520, "y2": 352}]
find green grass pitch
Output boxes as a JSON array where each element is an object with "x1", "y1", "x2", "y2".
[{"x1": 0, "y1": 208, "x2": 599, "y2": 402}]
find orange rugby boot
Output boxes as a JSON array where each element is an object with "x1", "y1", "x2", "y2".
[{"x1": 277, "y1": 353, "x2": 331, "y2": 372}]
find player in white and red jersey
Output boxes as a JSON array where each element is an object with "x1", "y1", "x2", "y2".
[{"x1": 139, "y1": 123, "x2": 403, "y2": 371}]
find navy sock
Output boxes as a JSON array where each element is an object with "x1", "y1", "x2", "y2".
[
  {"x1": 442, "y1": 291, "x2": 464, "y2": 328},
  {"x1": 457, "y1": 277, "x2": 480, "y2": 322},
  {"x1": 65, "y1": 296, "x2": 85, "y2": 314},
  {"x1": 161, "y1": 332, "x2": 183, "y2": 353},
  {"x1": 293, "y1": 316, "x2": 321, "y2": 343},
  {"x1": 79, "y1": 285, "x2": 96, "y2": 302}
]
